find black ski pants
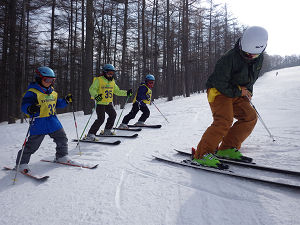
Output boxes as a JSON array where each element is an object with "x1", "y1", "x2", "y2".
[
  {"x1": 122, "y1": 102, "x2": 150, "y2": 124},
  {"x1": 88, "y1": 104, "x2": 116, "y2": 134},
  {"x1": 16, "y1": 128, "x2": 68, "y2": 165}
]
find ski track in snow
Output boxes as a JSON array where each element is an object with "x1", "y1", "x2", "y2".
[{"x1": 1, "y1": 67, "x2": 300, "y2": 225}]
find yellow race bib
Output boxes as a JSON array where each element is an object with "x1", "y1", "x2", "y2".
[
  {"x1": 133, "y1": 84, "x2": 152, "y2": 104},
  {"x1": 28, "y1": 88, "x2": 58, "y2": 117},
  {"x1": 96, "y1": 77, "x2": 115, "y2": 104}
]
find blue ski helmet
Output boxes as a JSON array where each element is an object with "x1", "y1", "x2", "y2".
[
  {"x1": 35, "y1": 66, "x2": 56, "y2": 78},
  {"x1": 145, "y1": 74, "x2": 155, "y2": 81},
  {"x1": 102, "y1": 64, "x2": 116, "y2": 72}
]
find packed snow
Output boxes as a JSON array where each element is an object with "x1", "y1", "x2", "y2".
[{"x1": 1, "y1": 66, "x2": 300, "y2": 225}]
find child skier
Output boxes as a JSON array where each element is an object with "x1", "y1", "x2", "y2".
[
  {"x1": 119, "y1": 74, "x2": 155, "y2": 128},
  {"x1": 15, "y1": 66, "x2": 73, "y2": 173},
  {"x1": 85, "y1": 64, "x2": 132, "y2": 140}
]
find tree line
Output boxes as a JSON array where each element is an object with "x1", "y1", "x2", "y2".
[{"x1": 1, "y1": 0, "x2": 299, "y2": 123}]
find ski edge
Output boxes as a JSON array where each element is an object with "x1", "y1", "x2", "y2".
[
  {"x1": 153, "y1": 155, "x2": 300, "y2": 190},
  {"x1": 95, "y1": 133, "x2": 138, "y2": 138},
  {"x1": 72, "y1": 139, "x2": 121, "y2": 145},
  {"x1": 40, "y1": 160, "x2": 98, "y2": 169},
  {"x1": 113, "y1": 127, "x2": 142, "y2": 132},
  {"x1": 128, "y1": 124, "x2": 161, "y2": 128}
]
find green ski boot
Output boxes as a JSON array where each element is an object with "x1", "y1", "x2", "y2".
[
  {"x1": 193, "y1": 153, "x2": 228, "y2": 169},
  {"x1": 215, "y1": 148, "x2": 252, "y2": 163}
]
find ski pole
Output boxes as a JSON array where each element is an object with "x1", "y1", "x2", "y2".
[
  {"x1": 113, "y1": 95, "x2": 130, "y2": 133},
  {"x1": 151, "y1": 101, "x2": 169, "y2": 123},
  {"x1": 247, "y1": 96, "x2": 275, "y2": 142},
  {"x1": 79, "y1": 101, "x2": 97, "y2": 140},
  {"x1": 71, "y1": 101, "x2": 81, "y2": 155},
  {"x1": 13, "y1": 116, "x2": 34, "y2": 184}
]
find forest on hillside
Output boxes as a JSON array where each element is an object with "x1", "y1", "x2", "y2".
[{"x1": 1, "y1": 0, "x2": 300, "y2": 123}]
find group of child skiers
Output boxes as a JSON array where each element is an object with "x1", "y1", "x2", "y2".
[
  {"x1": 84, "y1": 64, "x2": 155, "y2": 141},
  {"x1": 15, "y1": 25, "x2": 268, "y2": 173},
  {"x1": 16, "y1": 64, "x2": 156, "y2": 173}
]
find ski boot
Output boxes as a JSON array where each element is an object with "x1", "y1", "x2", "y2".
[
  {"x1": 56, "y1": 155, "x2": 74, "y2": 164},
  {"x1": 193, "y1": 153, "x2": 228, "y2": 169},
  {"x1": 16, "y1": 164, "x2": 31, "y2": 173},
  {"x1": 118, "y1": 123, "x2": 129, "y2": 129},
  {"x1": 84, "y1": 133, "x2": 98, "y2": 141},
  {"x1": 134, "y1": 121, "x2": 145, "y2": 126},
  {"x1": 101, "y1": 129, "x2": 116, "y2": 136},
  {"x1": 215, "y1": 148, "x2": 252, "y2": 163}
]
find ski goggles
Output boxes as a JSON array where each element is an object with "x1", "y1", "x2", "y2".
[
  {"x1": 42, "y1": 77, "x2": 56, "y2": 83},
  {"x1": 147, "y1": 81, "x2": 155, "y2": 88},
  {"x1": 242, "y1": 51, "x2": 260, "y2": 59},
  {"x1": 106, "y1": 71, "x2": 115, "y2": 76}
]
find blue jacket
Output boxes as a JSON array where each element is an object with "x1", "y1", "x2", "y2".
[
  {"x1": 22, "y1": 82, "x2": 68, "y2": 135},
  {"x1": 134, "y1": 82, "x2": 152, "y2": 107}
]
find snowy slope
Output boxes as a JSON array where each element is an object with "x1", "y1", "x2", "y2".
[{"x1": 1, "y1": 67, "x2": 300, "y2": 225}]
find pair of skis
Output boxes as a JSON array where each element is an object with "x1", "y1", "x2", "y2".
[
  {"x1": 72, "y1": 134, "x2": 138, "y2": 145},
  {"x1": 72, "y1": 124, "x2": 161, "y2": 145},
  {"x1": 4, "y1": 159, "x2": 99, "y2": 182},
  {"x1": 4, "y1": 124, "x2": 163, "y2": 182},
  {"x1": 73, "y1": 127, "x2": 139, "y2": 145},
  {"x1": 153, "y1": 148, "x2": 300, "y2": 189}
]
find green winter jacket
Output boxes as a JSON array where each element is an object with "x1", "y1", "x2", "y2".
[
  {"x1": 89, "y1": 76, "x2": 127, "y2": 105},
  {"x1": 206, "y1": 40, "x2": 264, "y2": 98}
]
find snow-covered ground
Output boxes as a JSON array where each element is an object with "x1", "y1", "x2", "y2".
[{"x1": 1, "y1": 66, "x2": 300, "y2": 225}]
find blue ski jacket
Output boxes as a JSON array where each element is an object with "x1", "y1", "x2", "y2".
[
  {"x1": 133, "y1": 82, "x2": 152, "y2": 107},
  {"x1": 22, "y1": 82, "x2": 68, "y2": 135}
]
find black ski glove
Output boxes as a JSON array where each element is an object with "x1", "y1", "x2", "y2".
[
  {"x1": 95, "y1": 94, "x2": 103, "y2": 102},
  {"x1": 65, "y1": 93, "x2": 73, "y2": 103},
  {"x1": 27, "y1": 104, "x2": 40, "y2": 115},
  {"x1": 146, "y1": 94, "x2": 151, "y2": 101},
  {"x1": 127, "y1": 89, "x2": 133, "y2": 97}
]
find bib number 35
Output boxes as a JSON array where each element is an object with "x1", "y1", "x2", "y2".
[{"x1": 105, "y1": 90, "x2": 113, "y2": 98}]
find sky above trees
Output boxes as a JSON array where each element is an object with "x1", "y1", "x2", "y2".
[{"x1": 217, "y1": 0, "x2": 300, "y2": 56}]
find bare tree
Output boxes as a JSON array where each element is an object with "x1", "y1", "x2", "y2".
[
  {"x1": 182, "y1": 0, "x2": 190, "y2": 97},
  {"x1": 50, "y1": 0, "x2": 56, "y2": 68},
  {"x1": 120, "y1": 0, "x2": 129, "y2": 89},
  {"x1": 82, "y1": 0, "x2": 94, "y2": 114},
  {"x1": 166, "y1": 0, "x2": 173, "y2": 101},
  {"x1": 7, "y1": 0, "x2": 17, "y2": 124}
]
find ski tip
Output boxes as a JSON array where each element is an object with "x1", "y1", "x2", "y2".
[
  {"x1": 39, "y1": 176, "x2": 50, "y2": 181},
  {"x1": 114, "y1": 140, "x2": 121, "y2": 145},
  {"x1": 90, "y1": 164, "x2": 99, "y2": 169},
  {"x1": 3, "y1": 166, "x2": 13, "y2": 171}
]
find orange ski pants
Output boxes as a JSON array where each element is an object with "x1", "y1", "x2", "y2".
[{"x1": 194, "y1": 93, "x2": 257, "y2": 159}]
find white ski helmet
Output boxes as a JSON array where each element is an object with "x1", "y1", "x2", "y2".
[{"x1": 240, "y1": 26, "x2": 268, "y2": 54}]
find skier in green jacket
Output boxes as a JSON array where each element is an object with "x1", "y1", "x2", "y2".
[
  {"x1": 193, "y1": 26, "x2": 268, "y2": 168},
  {"x1": 85, "y1": 64, "x2": 132, "y2": 140}
]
